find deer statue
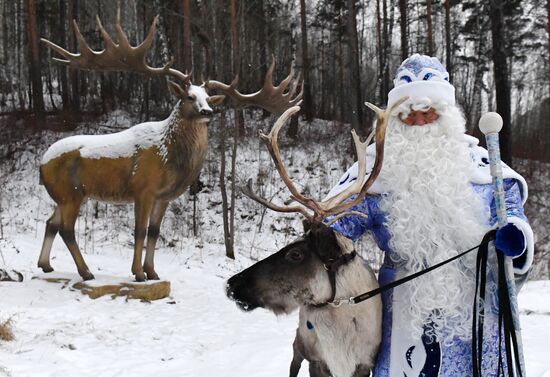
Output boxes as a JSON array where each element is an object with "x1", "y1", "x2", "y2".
[
  {"x1": 226, "y1": 98, "x2": 407, "y2": 377},
  {"x1": 38, "y1": 10, "x2": 302, "y2": 282}
]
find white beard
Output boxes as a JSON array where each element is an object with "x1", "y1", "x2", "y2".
[{"x1": 377, "y1": 102, "x2": 490, "y2": 343}]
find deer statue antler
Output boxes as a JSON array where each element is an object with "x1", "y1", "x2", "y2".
[
  {"x1": 242, "y1": 96, "x2": 408, "y2": 223},
  {"x1": 41, "y1": 9, "x2": 190, "y2": 85},
  {"x1": 206, "y1": 56, "x2": 303, "y2": 115}
]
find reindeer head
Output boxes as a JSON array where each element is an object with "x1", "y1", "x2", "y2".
[
  {"x1": 226, "y1": 98, "x2": 407, "y2": 314},
  {"x1": 227, "y1": 222, "x2": 354, "y2": 314}
]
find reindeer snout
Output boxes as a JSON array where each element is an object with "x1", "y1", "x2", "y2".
[
  {"x1": 226, "y1": 273, "x2": 260, "y2": 312},
  {"x1": 200, "y1": 108, "x2": 213, "y2": 116},
  {"x1": 226, "y1": 274, "x2": 241, "y2": 300}
]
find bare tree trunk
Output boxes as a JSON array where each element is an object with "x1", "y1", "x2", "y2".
[
  {"x1": 287, "y1": 0, "x2": 310, "y2": 138},
  {"x1": 489, "y1": 0, "x2": 512, "y2": 165},
  {"x1": 426, "y1": 0, "x2": 433, "y2": 56},
  {"x1": 24, "y1": 0, "x2": 45, "y2": 117},
  {"x1": 445, "y1": 0, "x2": 452, "y2": 81},
  {"x1": 58, "y1": 0, "x2": 70, "y2": 110},
  {"x1": 547, "y1": 0, "x2": 550, "y2": 99},
  {"x1": 399, "y1": 0, "x2": 408, "y2": 61},
  {"x1": 382, "y1": 0, "x2": 390, "y2": 105},
  {"x1": 182, "y1": 0, "x2": 192, "y2": 72},
  {"x1": 338, "y1": 34, "x2": 346, "y2": 122},
  {"x1": 257, "y1": 0, "x2": 268, "y2": 115},
  {"x1": 299, "y1": 0, "x2": 311, "y2": 121},
  {"x1": 16, "y1": 1, "x2": 26, "y2": 110},
  {"x1": 219, "y1": 0, "x2": 242, "y2": 259},
  {"x1": 347, "y1": 0, "x2": 364, "y2": 133},
  {"x1": 230, "y1": 0, "x2": 244, "y2": 135},
  {"x1": 230, "y1": 0, "x2": 239, "y2": 84},
  {"x1": 219, "y1": 114, "x2": 234, "y2": 259},
  {"x1": 68, "y1": 0, "x2": 80, "y2": 113},
  {"x1": 229, "y1": 110, "x2": 238, "y2": 259},
  {"x1": 376, "y1": 0, "x2": 384, "y2": 104}
]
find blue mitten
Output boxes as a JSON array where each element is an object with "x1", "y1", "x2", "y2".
[{"x1": 495, "y1": 223, "x2": 525, "y2": 257}]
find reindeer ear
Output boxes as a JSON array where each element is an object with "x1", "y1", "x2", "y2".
[
  {"x1": 307, "y1": 222, "x2": 340, "y2": 262},
  {"x1": 167, "y1": 80, "x2": 188, "y2": 98},
  {"x1": 302, "y1": 219, "x2": 312, "y2": 233}
]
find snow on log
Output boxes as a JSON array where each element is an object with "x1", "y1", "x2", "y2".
[{"x1": 35, "y1": 273, "x2": 171, "y2": 301}]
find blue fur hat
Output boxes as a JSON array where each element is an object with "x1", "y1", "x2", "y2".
[{"x1": 387, "y1": 54, "x2": 455, "y2": 107}]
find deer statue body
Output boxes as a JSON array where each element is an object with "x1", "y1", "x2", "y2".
[
  {"x1": 38, "y1": 88, "x2": 219, "y2": 281},
  {"x1": 38, "y1": 11, "x2": 302, "y2": 281},
  {"x1": 226, "y1": 101, "x2": 406, "y2": 377}
]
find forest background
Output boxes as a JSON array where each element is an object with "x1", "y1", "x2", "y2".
[{"x1": 0, "y1": 0, "x2": 549, "y2": 278}]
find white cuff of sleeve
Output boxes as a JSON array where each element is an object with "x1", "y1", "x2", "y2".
[{"x1": 506, "y1": 216, "x2": 534, "y2": 275}]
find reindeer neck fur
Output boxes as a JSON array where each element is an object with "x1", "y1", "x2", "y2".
[
  {"x1": 300, "y1": 239, "x2": 382, "y2": 377},
  {"x1": 161, "y1": 101, "x2": 209, "y2": 169}
]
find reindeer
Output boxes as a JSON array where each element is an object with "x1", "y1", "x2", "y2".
[
  {"x1": 226, "y1": 99, "x2": 406, "y2": 377},
  {"x1": 38, "y1": 11, "x2": 302, "y2": 282}
]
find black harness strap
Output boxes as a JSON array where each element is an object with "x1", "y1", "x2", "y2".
[
  {"x1": 324, "y1": 251, "x2": 357, "y2": 303},
  {"x1": 472, "y1": 230, "x2": 524, "y2": 377},
  {"x1": 349, "y1": 242, "x2": 487, "y2": 305},
  {"x1": 472, "y1": 230, "x2": 494, "y2": 377}
]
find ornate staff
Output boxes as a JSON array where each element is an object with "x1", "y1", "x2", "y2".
[{"x1": 479, "y1": 112, "x2": 526, "y2": 376}]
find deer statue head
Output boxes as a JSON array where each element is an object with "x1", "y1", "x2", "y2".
[
  {"x1": 38, "y1": 10, "x2": 303, "y2": 282},
  {"x1": 167, "y1": 80, "x2": 225, "y2": 119}
]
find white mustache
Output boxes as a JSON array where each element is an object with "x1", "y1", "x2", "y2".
[{"x1": 392, "y1": 97, "x2": 447, "y2": 118}]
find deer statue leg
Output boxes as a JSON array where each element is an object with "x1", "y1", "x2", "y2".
[
  {"x1": 143, "y1": 200, "x2": 168, "y2": 280},
  {"x1": 132, "y1": 196, "x2": 155, "y2": 282},
  {"x1": 58, "y1": 201, "x2": 94, "y2": 280},
  {"x1": 37, "y1": 206, "x2": 61, "y2": 273}
]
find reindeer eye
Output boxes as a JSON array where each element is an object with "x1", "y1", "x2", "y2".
[
  {"x1": 285, "y1": 249, "x2": 304, "y2": 263},
  {"x1": 187, "y1": 96, "x2": 194, "y2": 101}
]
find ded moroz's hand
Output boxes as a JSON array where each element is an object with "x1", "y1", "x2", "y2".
[{"x1": 495, "y1": 223, "x2": 526, "y2": 258}]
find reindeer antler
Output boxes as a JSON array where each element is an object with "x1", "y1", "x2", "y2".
[
  {"x1": 242, "y1": 97, "x2": 408, "y2": 223},
  {"x1": 41, "y1": 9, "x2": 190, "y2": 85},
  {"x1": 206, "y1": 57, "x2": 303, "y2": 115}
]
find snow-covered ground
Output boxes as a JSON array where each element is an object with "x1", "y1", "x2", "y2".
[
  {"x1": 0, "y1": 110, "x2": 549, "y2": 376},
  {"x1": 1, "y1": 230, "x2": 550, "y2": 377}
]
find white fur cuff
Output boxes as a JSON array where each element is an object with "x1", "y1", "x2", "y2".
[
  {"x1": 387, "y1": 80, "x2": 455, "y2": 108},
  {"x1": 506, "y1": 216, "x2": 534, "y2": 275}
]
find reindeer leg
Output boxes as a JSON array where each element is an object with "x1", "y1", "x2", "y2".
[
  {"x1": 351, "y1": 365, "x2": 372, "y2": 377},
  {"x1": 309, "y1": 362, "x2": 331, "y2": 377},
  {"x1": 289, "y1": 332, "x2": 305, "y2": 377},
  {"x1": 37, "y1": 206, "x2": 61, "y2": 273},
  {"x1": 132, "y1": 196, "x2": 155, "y2": 282},
  {"x1": 58, "y1": 202, "x2": 94, "y2": 281},
  {"x1": 143, "y1": 200, "x2": 168, "y2": 280}
]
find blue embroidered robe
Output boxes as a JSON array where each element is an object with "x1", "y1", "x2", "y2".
[{"x1": 327, "y1": 136, "x2": 534, "y2": 377}]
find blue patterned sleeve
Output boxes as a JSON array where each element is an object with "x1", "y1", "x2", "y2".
[
  {"x1": 489, "y1": 179, "x2": 534, "y2": 274},
  {"x1": 489, "y1": 179, "x2": 527, "y2": 225},
  {"x1": 327, "y1": 195, "x2": 374, "y2": 242}
]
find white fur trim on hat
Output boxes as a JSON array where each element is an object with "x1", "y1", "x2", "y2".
[{"x1": 387, "y1": 80, "x2": 455, "y2": 108}]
